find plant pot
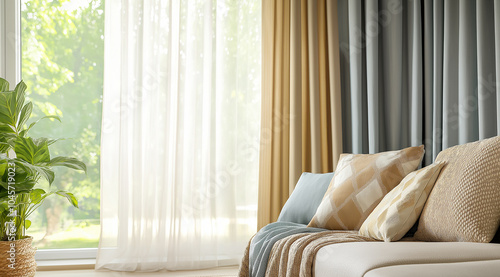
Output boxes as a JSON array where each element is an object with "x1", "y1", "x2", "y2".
[{"x1": 0, "y1": 237, "x2": 37, "y2": 277}]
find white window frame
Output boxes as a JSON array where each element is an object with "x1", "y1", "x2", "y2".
[
  {"x1": 1, "y1": 0, "x2": 21, "y2": 84},
  {"x1": 1, "y1": 0, "x2": 98, "y2": 264}
]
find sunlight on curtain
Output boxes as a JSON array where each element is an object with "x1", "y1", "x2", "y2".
[{"x1": 97, "y1": 0, "x2": 261, "y2": 271}]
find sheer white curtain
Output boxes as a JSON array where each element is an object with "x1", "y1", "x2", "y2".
[{"x1": 96, "y1": 0, "x2": 261, "y2": 271}]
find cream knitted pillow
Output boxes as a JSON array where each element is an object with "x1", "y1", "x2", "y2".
[
  {"x1": 308, "y1": 146, "x2": 425, "y2": 230},
  {"x1": 359, "y1": 162, "x2": 445, "y2": 241},
  {"x1": 414, "y1": 136, "x2": 500, "y2": 242}
]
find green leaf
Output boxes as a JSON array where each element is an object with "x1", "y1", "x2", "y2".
[
  {"x1": 30, "y1": 189, "x2": 46, "y2": 205},
  {"x1": 0, "y1": 173, "x2": 36, "y2": 192},
  {"x1": 0, "y1": 123, "x2": 15, "y2": 134},
  {"x1": 56, "y1": 191, "x2": 79, "y2": 208},
  {"x1": 24, "y1": 115, "x2": 61, "y2": 135},
  {"x1": 0, "y1": 142, "x2": 10, "y2": 154},
  {"x1": 13, "y1": 81, "x2": 26, "y2": 117},
  {"x1": 24, "y1": 219, "x2": 31, "y2": 230},
  {"x1": 46, "y1": 138, "x2": 62, "y2": 146},
  {"x1": 0, "y1": 78, "x2": 9, "y2": 92},
  {"x1": 42, "y1": 115, "x2": 61, "y2": 122},
  {"x1": 14, "y1": 136, "x2": 51, "y2": 164},
  {"x1": 0, "y1": 160, "x2": 6, "y2": 177},
  {"x1": 17, "y1": 102, "x2": 33, "y2": 131},
  {"x1": 11, "y1": 159, "x2": 54, "y2": 185},
  {"x1": 0, "y1": 92, "x2": 15, "y2": 126},
  {"x1": 28, "y1": 165, "x2": 54, "y2": 185},
  {"x1": 32, "y1": 137, "x2": 61, "y2": 147},
  {"x1": 48, "y1": 156, "x2": 87, "y2": 172},
  {"x1": 0, "y1": 202, "x2": 8, "y2": 215}
]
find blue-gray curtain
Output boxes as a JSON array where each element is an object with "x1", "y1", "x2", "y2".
[{"x1": 339, "y1": 0, "x2": 500, "y2": 165}]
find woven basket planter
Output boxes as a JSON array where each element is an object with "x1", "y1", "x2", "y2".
[{"x1": 0, "y1": 237, "x2": 37, "y2": 277}]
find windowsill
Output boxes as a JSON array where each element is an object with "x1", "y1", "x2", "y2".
[{"x1": 37, "y1": 259, "x2": 95, "y2": 271}]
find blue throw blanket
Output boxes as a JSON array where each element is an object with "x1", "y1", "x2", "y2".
[{"x1": 249, "y1": 222, "x2": 327, "y2": 277}]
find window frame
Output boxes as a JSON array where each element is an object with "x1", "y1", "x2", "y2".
[
  {"x1": 1, "y1": 0, "x2": 98, "y2": 263},
  {"x1": 1, "y1": 0, "x2": 21, "y2": 84}
]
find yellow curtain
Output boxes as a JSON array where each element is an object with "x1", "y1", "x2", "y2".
[{"x1": 258, "y1": 0, "x2": 343, "y2": 229}]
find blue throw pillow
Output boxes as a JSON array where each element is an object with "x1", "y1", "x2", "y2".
[{"x1": 277, "y1": 172, "x2": 334, "y2": 225}]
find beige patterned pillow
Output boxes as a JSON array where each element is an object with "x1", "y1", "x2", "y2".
[
  {"x1": 308, "y1": 146, "x2": 425, "y2": 230},
  {"x1": 359, "y1": 162, "x2": 445, "y2": 241},
  {"x1": 414, "y1": 136, "x2": 500, "y2": 242}
]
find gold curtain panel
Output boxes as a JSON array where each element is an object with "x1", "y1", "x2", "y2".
[{"x1": 258, "y1": 0, "x2": 343, "y2": 229}]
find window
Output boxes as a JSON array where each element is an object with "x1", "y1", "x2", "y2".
[
  {"x1": 21, "y1": 0, "x2": 103, "y2": 251},
  {"x1": 2, "y1": 0, "x2": 260, "y2": 265},
  {"x1": 1, "y1": 0, "x2": 103, "y2": 260}
]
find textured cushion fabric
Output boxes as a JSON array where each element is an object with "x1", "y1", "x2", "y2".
[
  {"x1": 277, "y1": 172, "x2": 334, "y2": 224},
  {"x1": 313, "y1": 241, "x2": 500, "y2": 277},
  {"x1": 308, "y1": 146, "x2": 425, "y2": 230},
  {"x1": 414, "y1": 136, "x2": 500, "y2": 242},
  {"x1": 359, "y1": 162, "x2": 445, "y2": 242}
]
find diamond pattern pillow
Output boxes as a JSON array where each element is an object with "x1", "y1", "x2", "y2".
[
  {"x1": 359, "y1": 162, "x2": 445, "y2": 241},
  {"x1": 308, "y1": 146, "x2": 425, "y2": 230}
]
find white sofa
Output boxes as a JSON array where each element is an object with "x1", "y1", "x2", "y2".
[
  {"x1": 310, "y1": 137, "x2": 500, "y2": 277},
  {"x1": 246, "y1": 137, "x2": 500, "y2": 277},
  {"x1": 314, "y1": 241, "x2": 500, "y2": 277}
]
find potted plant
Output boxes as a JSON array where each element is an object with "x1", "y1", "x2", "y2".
[{"x1": 0, "y1": 78, "x2": 86, "y2": 276}]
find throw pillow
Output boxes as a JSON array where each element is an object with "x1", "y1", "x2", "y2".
[
  {"x1": 414, "y1": 136, "x2": 500, "y2": 242},
  {"x1": 308, "y1": 145, "x2": 425, "y2": 230},
  {"x1": 359, "y1": 162, "x2": 445, "y2": 241},
  {"x1": 277, "y1": 172, "x2": 334, "y2": 225}
]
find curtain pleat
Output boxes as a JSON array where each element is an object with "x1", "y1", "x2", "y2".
[
  {"x1": 409, "y1": 0, "x2": 423, "y2": 149},
  {"x1": 496, "y1": 1, "x2": 500, "y2": 133},
  {"x1": 431, "y1": 0, "x2": 444, "y2": 161},
  {"x1": 339, "y1": 0, "x2": 352, "y2": 153},
  {"x1": 258, "y1": 0, "x2": 342, "y2": 229},
  {"x1": 258, "y1": 0, "x2": 291, "y2": 231},
  {"x1": 318, "y1": 0, "x2": 333, "y2": 171},
  {"x1": 340, "y1": 0, "x2": 500, "y2": 164},
  {"x1": 306, "y1": 0, "x2": 322, "y2": 172},
  {"x1": 458, "y1": 0, "x2": 478, "y2": 144},
  {"x1": 383, "y1": 0, "x2": 405, "y2": 151},
  {"x1": 326, "y1": 0, "x2": 343, "y2": 166},
  {"x1": 365, "y1": 0, "x2": 380, "y2": 153},
  {"x1": 476, "y1": 0, "x2": 497, "y2": 139},
  {"x1": 289, "y1": 0, "x2": 302, "y2": 193},
  {"x1": 347, "y1": 0, "x2": 365, "y2": 154},
  {"x1": 300, "y1": 0, "x2": 311, "y2": 174},
  {"x1": 441, "y1": 0, "x2": 459, "y2": 151}
]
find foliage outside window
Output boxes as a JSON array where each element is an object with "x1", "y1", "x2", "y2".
[{"x1": 21, "y1": 0, "x2": 104, "y2": 249}]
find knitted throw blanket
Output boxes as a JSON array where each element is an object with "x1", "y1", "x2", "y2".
[{"x1": 238, "y1": 231, "x2": 376, "y2": 277}]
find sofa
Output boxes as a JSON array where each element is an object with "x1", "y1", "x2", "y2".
[
  {"x1": 314, "y1": 240, "x2": 500, "y2": 277},
  {"x1": 241, "y1": 136, "x2": 500, "y2": 277}
]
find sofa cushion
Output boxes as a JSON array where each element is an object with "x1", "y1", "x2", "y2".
[
  {"x1": 308, "y1": 146, "x2": 424, "y2": 230},
  {"x1": 314, "y1": 241, "x2": 500, "y2": 277},
  {"x1": 414, "y1": 136, "x2": 500, "y2": 242},
  {"x1": 363, "y1": 260, "x2": 500, "y2": 277},
  {"x1": 277, "y1": 172, "x2": 334, "y2": 224},
  {"x1": 359, "y1": 162, "x2": 445, "y2": 242}
]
